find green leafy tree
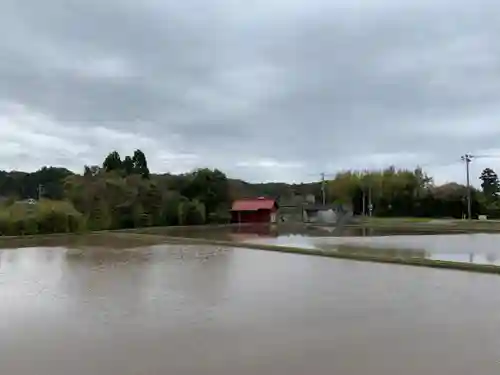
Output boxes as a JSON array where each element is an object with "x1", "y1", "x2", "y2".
[
  {"x1": 181, "y1": 168, "x2": 229, "y2": 217},
  {"x1": 480, "y1": 168, "x2": 499, "y2": 201},
  {"x1": 179, "y1": 200, "x2": 205, "y2": 225},
  {"x1": 103, "y1": 151, "x2": 123, "y2": 172},
  {"x1": 84, "y1": 165, "x2": 101, "y2": 177},
  {"x1": 123, "y1": 156, "x2": 134, "y2": 176},
  {"x1": 132, "y1": 149, "x2": 150, "y2": 178}
]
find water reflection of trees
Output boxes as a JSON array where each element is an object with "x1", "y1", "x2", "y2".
[
  {"x1": 61, "y1": 241, "x2": 155, "y2": 318},
  {"x1": 61, "y1": 241, "x2": 234, "y2": 316}
]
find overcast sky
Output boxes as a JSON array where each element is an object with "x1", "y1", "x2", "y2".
[{"x1": 1, "y1": 0, "x2": 500, "y2": 185}]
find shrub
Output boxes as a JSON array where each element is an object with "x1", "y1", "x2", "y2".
[
  {"x1": 0, "y1": 199, "x2": 85, "y2": 236},
  {"x1": 179, "y1": 200, "x2": 206, "y2": 225}
]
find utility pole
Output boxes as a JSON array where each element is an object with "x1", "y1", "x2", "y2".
[
  {"x1": 37, "y1": 184, "x2": 43, "y2": 201},
  {"x1": 361, "y1": 177, "x2": 373, "y2": 217},
  {"x1": 461, "y1": 154, "x2": 473, "y2": 220},
  {"x1": 368, "y1": 184, "x2": 373, "y2": 217},
  {"x1": 362, "y1": 190, "x2": 366, "y2": 216},
  {"x1": 320, "y1": 172, "x2": 326, "y2": 205}
]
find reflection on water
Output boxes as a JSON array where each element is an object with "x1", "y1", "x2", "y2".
[
  {"x1": 149, "y1": 223, "x2": 489, "y2": 240},
  {"x1": 1, "y1": 243, "x2": 500, "y2": 374},
  {"x1": 146, "y1": 224, "x2": 500, "y2": 266},
  {"x1": 250, "y1": 234, "x2": 500, "y2": 266}
]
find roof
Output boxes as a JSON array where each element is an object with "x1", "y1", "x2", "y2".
[{"x1": 231, "y1": 197, "x2": 278, "y2": 211}]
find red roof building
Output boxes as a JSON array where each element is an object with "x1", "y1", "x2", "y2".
[{"x1": 231, "y1": 197, "x2": 279, "y2": 224}]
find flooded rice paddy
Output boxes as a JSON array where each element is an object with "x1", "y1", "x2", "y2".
[
  {"x1": 145, "y1": 224, "x2": 500, "y2": 266},
  {"x1": 1, "y1": 235, "x2": 500, "y2": 374},
  {"x1": 1, "y1": 227, "x2": 500, "y2": 374}
]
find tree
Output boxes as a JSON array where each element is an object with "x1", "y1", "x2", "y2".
[
  {"x1": 132, "y1": 149, "x2": 150, "y2": 178},
  {"x1": 103, "y1": 151, "x2": 123, "y2": 172},
  {"x1": 123, "y1": 156, "x2": 134, "y2": 176},
  {"x1": 480, "y1": 168, "x2": 499, "y2": 201},
  {"x1": 179, "y1": 200, "x2": 206, "y2": 225},
  {"x1": 84, "y1": 165, "x2": 101, "y2": 177},
  {"x1": 181, "y1": 168, "x2": 229, "y2": 216},
  {"x1": 324, "y1": 167, "x2": 483, "y2": 218}
]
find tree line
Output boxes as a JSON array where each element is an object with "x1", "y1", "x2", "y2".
[
  {"x1": 0, "y1": 150, "x2": 231, "y2": 235},
  {"x1": 1, "y1": 151, "x2": 499, "y2": 236},
  {"x1": 327, "y1": 166, "x2": 500, "y2": 219}
]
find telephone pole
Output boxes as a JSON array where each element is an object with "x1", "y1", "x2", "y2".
[
  {"x1": 461, "y1": 154, "x2": 473, "y2": 220},
  {"x1": 320, "y1": 172, "x2": 326, "y2": 205},
  {"x1": 37, "y1": 184, "x2": 44, "y2": 201},
  {"x1": 368, "y1": 184, "x2": 373, "y2": 216}
]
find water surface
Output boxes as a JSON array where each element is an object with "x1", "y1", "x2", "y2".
[
  {"x1": 147, "y1": 225, "x2": 500, "y2": 266},
  {"x1": 1, "y1": 241, "x2": 500, "y2": 374}
]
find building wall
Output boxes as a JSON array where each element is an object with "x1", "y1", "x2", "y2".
[
  {"x1": 303, "y1": 209, "x2": 338, "y2": 224},
  {"x1": 317, "y1": 209, "x2": 337, "y2": 223},
  {"x1": 279, "y1": 206, "x2": 303, "y2": 223},
  {"x1": 232, "y1": 209, "x2": 273, "y2": 223}
]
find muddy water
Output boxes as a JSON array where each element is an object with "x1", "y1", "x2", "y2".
[
  {"x1": 147, "y1": 224, "x2": 500, "y2": 266},
  {"x1": 1, "y1": 242, "x2": 500, "y2": 374},
  {"x1": 244, "y1": 232, "x2": 500, "y2": 265}
]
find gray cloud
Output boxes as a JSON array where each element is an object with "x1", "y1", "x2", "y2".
[{"x1": 1, "y1": 0, "x2": 500, "y2": 184}]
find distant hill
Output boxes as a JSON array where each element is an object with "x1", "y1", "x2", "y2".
[
  {"x1": 153, "y1": 173, "x2": 322, "y2": 203},
  {"x1": 226, "y1": 178, "x2": 321, "y2": 203}
]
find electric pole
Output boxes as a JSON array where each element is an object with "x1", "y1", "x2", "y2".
[
  {"x1": 461, "y1": 154, "x2": 473, "y2": 220},
  {"x1": 368, "y1": 184, "x2": 373, "y2": 217},
  {"x1": 320, "y1": 172, "x2": 326, "y2": 205},
  {"x1": 37, "y1": 184, "x2": 44, "y2": 201},
  {"x1": 362, "y1": 190, "x2": 366, "y2": 216},
  {"x1": 361, "y1": 177, "x2": 373, "y2": 216}
]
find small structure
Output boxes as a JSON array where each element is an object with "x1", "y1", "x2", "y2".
[
  {"x1": 305, "y1": 194, "x2": 316, "y2": 204},
  {"x1": 302, "y1": 204, "x2": 340, "y2": 224},
  {"x1": 231, "y1": 197, "x2": 279, "y2": 224},
  {"x1": 279, "y1": 194, "x2": 316, "y2": 223}
]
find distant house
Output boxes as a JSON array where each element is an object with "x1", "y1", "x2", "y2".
[
  {"x1": 302, "y1": 204, "x2": 341, "y2": 224},
  {"x1": 231, "y1": 197, "x2": 279, "y2": 224},
  {"x1": 279, "y1": 194, "x2": 315, "y2": 222}
]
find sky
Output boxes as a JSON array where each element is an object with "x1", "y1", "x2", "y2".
[{"x1": 1, "y1": 0, "x2": 500, "y2": 186}]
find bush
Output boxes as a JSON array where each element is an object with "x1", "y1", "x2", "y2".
[
  {"x1": 0, "y1": 199, "x2": 85, "y2": 236},
  {"x1": 0, "y1": 214, "x2": 14, "y2": 236},
  {"x1": 179, "y1": 200, "x2": 206, "y2": 225}
]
